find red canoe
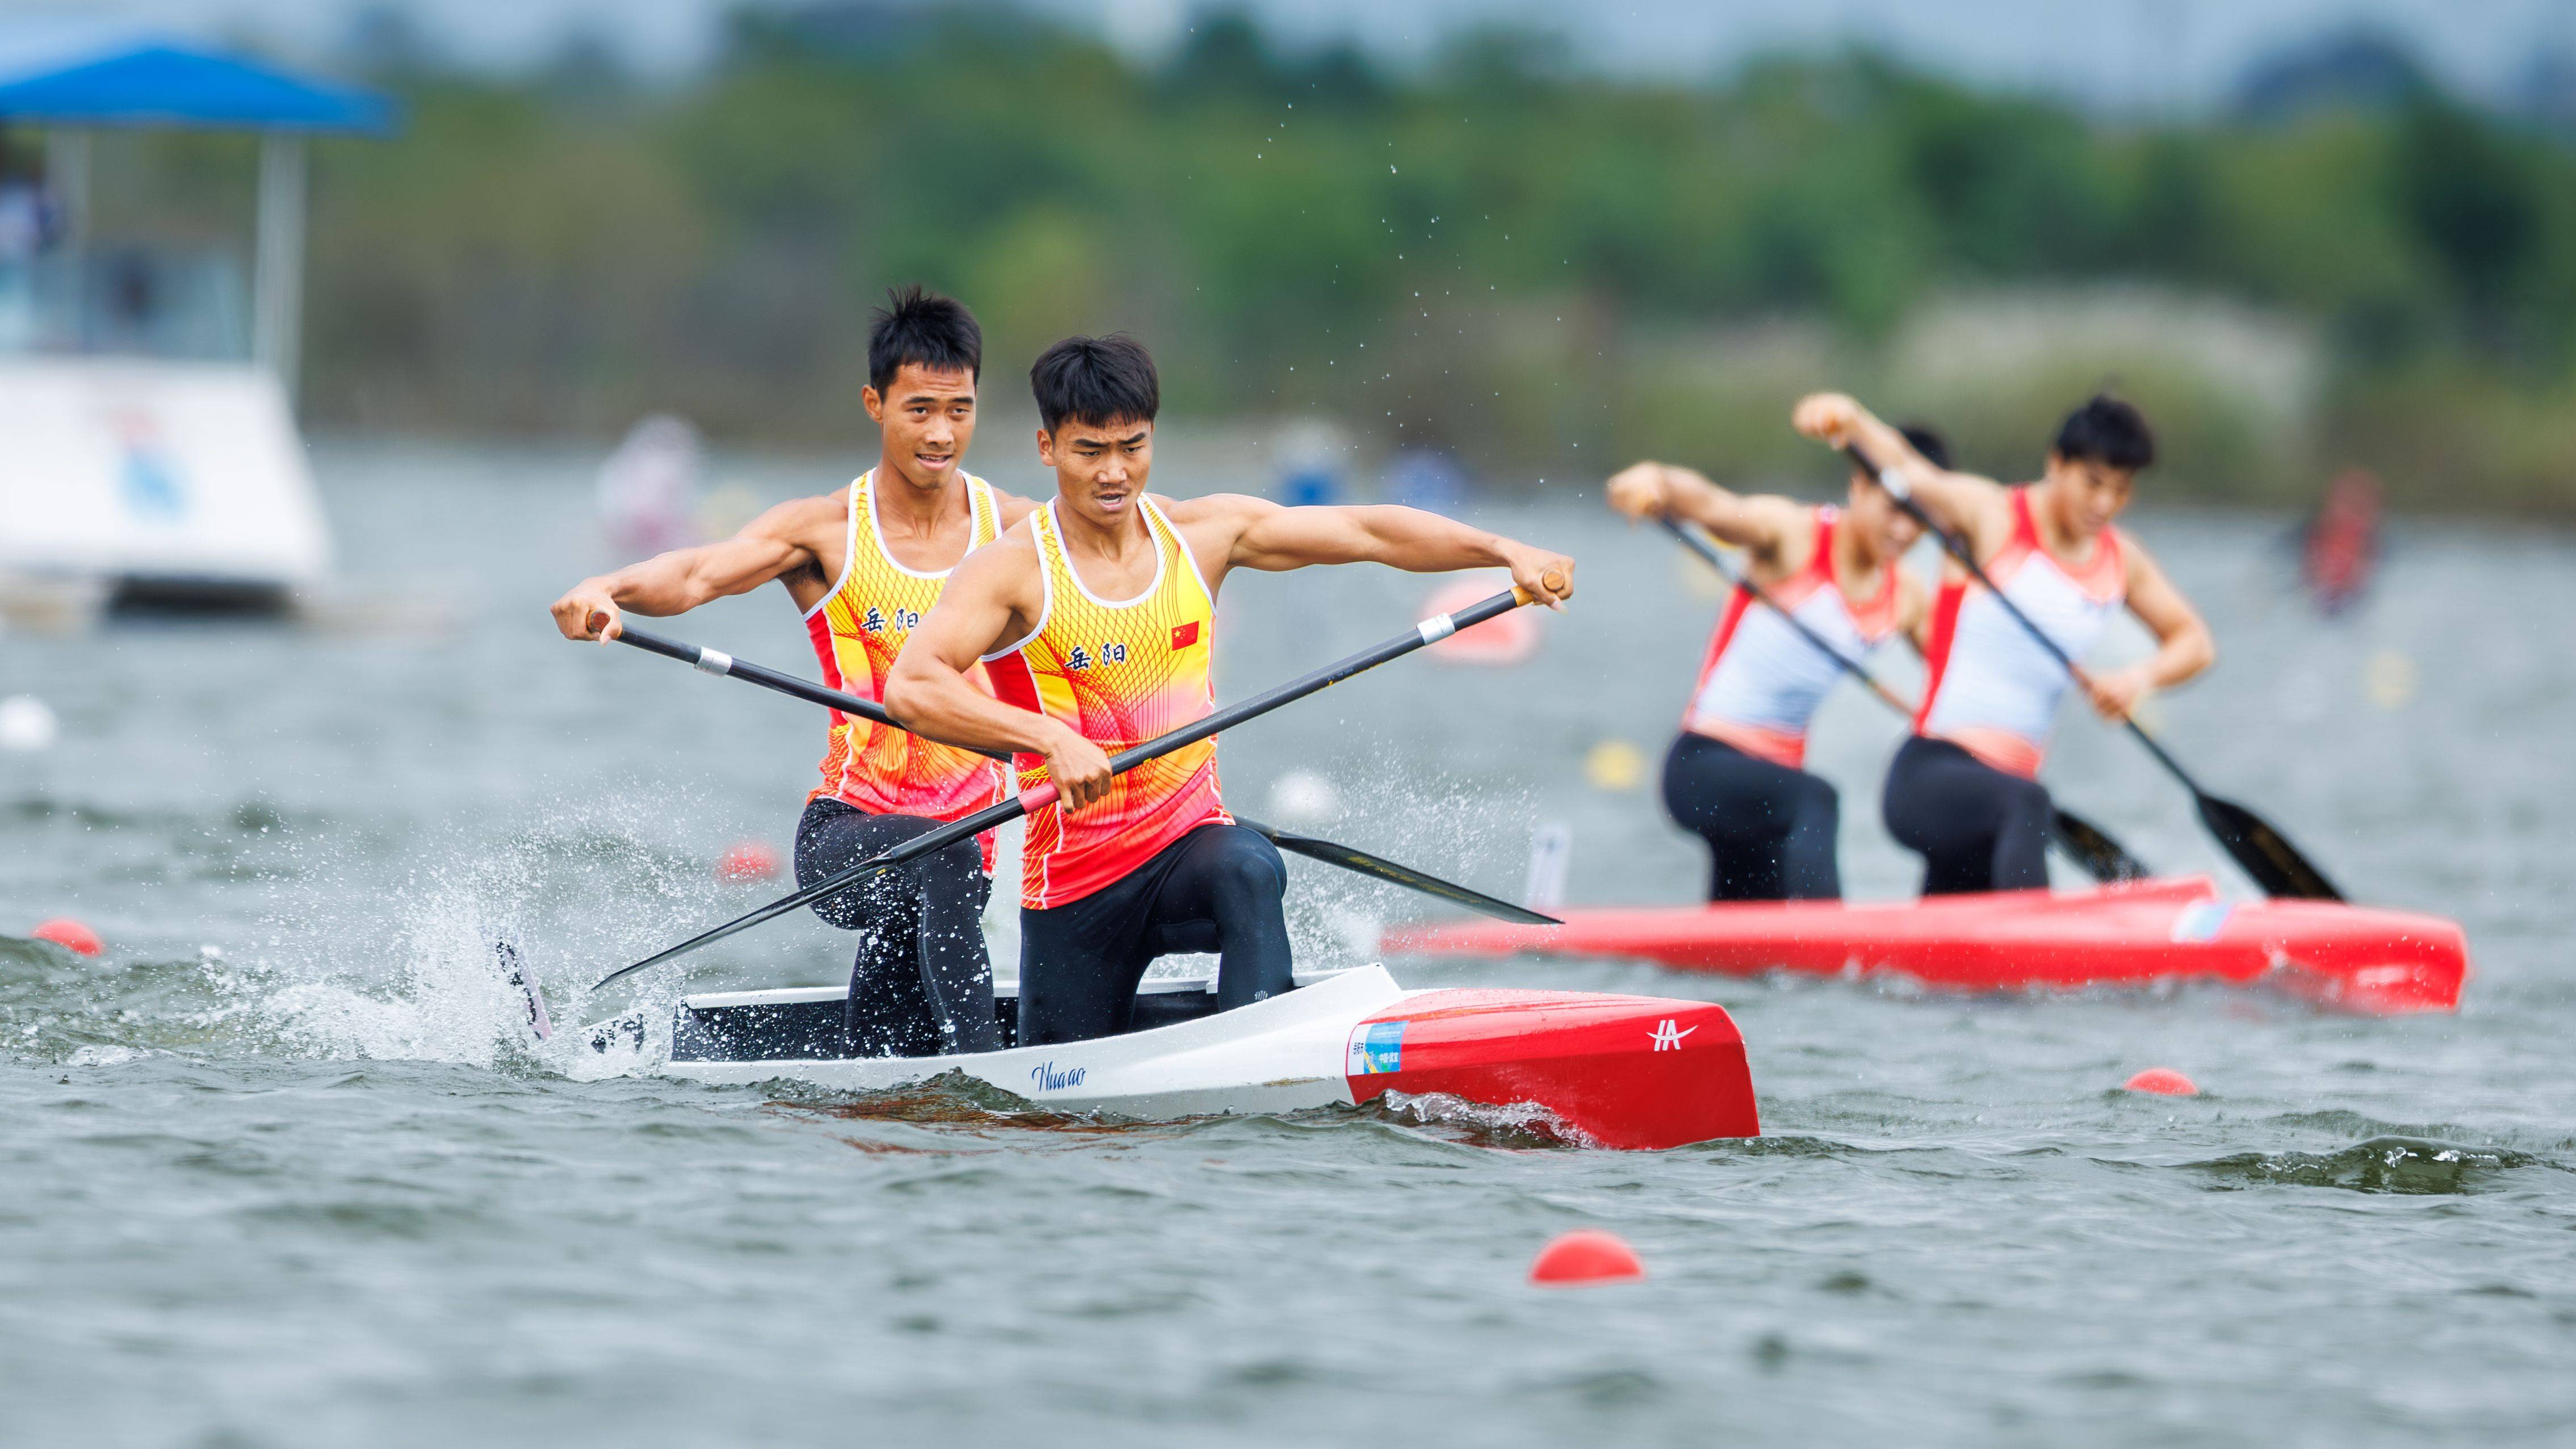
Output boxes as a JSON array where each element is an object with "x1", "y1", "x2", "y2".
[{"x1": 1384, "y1": 877, "x2": 2467, "y2": 1015}]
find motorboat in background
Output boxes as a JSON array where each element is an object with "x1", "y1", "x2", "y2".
[{"x1": 0, "y1": 19, "x2": 390, "y2": 623}]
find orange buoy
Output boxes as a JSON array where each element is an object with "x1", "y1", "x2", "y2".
[
  {"x1": 32, "y1": 918, "x2": 103, "y2": 957},
  {"x1": 2125, "y1": 1067, "x2": 2198, "y2": 1096},
  {"x1": 1529, "y1": 1229, "x2": 1645, "y2": 1287},
  {"x1": 715, "y1": 840, "x2": 782, "y2": 883}
]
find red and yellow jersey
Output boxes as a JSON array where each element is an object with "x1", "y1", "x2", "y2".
[
  {"x1": 805, "y1": 469, "x2": 1009, "y2": 833},
  {"x1": 984, "y1": 497, "x2": 1228, "y2": 908}
]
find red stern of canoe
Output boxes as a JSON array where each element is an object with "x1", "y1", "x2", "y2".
[{"x1": 1344, "y1": 989, "x2": 1759, "y2": 1150}]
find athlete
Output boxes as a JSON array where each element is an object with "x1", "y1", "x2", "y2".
[
  {"x1": 886, "y1": 333, "x2": 1576, "y2": 1046},
  {"x1": 1791, "y1": 391, "x2": 2215, "y2": 895},
  {"x1": 1603, "y1": 427, "x2": 1945, "y2": 900},
  {"x1": 550, "y1": 287, "x2": 1038, "y2": 1054}
]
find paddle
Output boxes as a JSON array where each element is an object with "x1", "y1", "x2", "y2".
[
  {"x1": 589, "y1": 580, "x2": 1560, "y2": 991},
  {"x1": 1656, "y1": 517, "x2": 2151, "y2": 884},
  {"x1": 601, "y1": 621, "x2": 1556, "y2": 925},
  {"x1": 1841, "y1": 442, "x2": 2343, "y2": 901}
]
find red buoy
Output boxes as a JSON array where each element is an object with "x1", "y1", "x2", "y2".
[
  {"x1": 2125, "y1": 1067, "x2": 2198, "y2": 1096},
  {"x1": 1529, "y1": 1229, "x2": 1645, "y2": 1287},
  {"x1": 32, "y1": 918, "x2": 103, "y2": 957},
  {"x1": 716, "y1": 840, "x2": 782, "y2": 882}
]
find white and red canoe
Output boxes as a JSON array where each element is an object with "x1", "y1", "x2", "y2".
[
  {"x1": 604, "y1": 964, "x2": 1760, "y2": 1150},
  {"x1": 1385, "y1": 877, "x2": 2467, "y2": 1015}
]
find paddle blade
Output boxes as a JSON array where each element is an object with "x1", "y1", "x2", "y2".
[
  {"x1": 1246, "y1": 820, "x2": 1561, "y2": 925},
  {"x1": 2194, "y1": 792, "x2": 2343, "y2": 901},
  {"x1": 491, "y1": 935, "x2": 552, "y2": 1041},
  {"x1": 2048, "y1": 807, "x2": 2153, "y2": 885}
]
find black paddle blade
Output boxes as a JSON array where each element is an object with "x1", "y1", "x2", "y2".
[
  {"x1": 1242, "y1": 819, "x2": 1561, "y2": 925},
  {"x1": 2194, "y1": 792, "x2": 2343, "y2": 901},
  {"x1": 2048, "y1": 807, "x2": 2153, "y2": 885}
]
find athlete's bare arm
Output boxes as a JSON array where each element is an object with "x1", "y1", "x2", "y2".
[
  {"x1": 1792, "y1": 393, "x2": 2013, "y2": 558},
  {"x1": 884, "y1": 527, "x2": 1119, "y2": 811},
  {"x1": 1603, "y1": 463, "x2": 1808, "y2": 573},
  {"x1": 2084, "y1": 535, "x2": 2215, "y2": 720},
  {"x1": 1159, "y1": 495, "x2": 1576, "y2": 608},
  {"x1": 550, "y1": 493, "x2": 844, "y2": 641}
]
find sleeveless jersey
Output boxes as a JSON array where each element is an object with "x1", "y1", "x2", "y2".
[
  {"x1": 804, "y1": 470, "x2": 1009, "y2": 831},
  {"x1": 983, "y1": 498, "x2": 1228, "y2": 910},
  {"x1": 1682, "y1": 506, "x2": 1900, "y2": 769},
  {"x1": 1915, "y1": 486, "x2": 2126, "y2": 779}
]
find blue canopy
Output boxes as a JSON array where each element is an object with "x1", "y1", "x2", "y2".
[{"x1": 0, "y1": 20, "x2": 392, "y2": 133}]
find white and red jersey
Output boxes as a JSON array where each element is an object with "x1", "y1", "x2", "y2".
[
  {"x1": 1915, "y1": 486, "x2": 2126, "y2": 779},
  {"x1": 1683, "y1": 506, "x2": 1901, "y2": 769}
]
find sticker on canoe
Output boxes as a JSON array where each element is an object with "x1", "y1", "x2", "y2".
[
  {"x1": 2169, "y1": 901, "x2": 2234, "y2": 944},
  {"x1": 1347, "y1": 1020, "x2": 1405, "y2": 1075}
]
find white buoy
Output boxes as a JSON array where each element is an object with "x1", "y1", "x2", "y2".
[
  {"x1": 0, "y1": 695, "x2": 58, "y2": 752},
  {"x1": 1266, "y1": 768, "x2": 1343, "y2": 824}
]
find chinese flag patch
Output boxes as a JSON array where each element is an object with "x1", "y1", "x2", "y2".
[{"x1": 1170, "y1": 621, "x2": 1200, "y2": 650}]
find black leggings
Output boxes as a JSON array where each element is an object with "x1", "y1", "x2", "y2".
[
  {"x1": 794, "y1": 798, "x2": 1000, "y2": 1057},
  {"x1": 1015, "y1": 822, "x2": 1292, "y2": 1047},
  {"x1": 1660, "y1": 732, "x2": 1842, "y2": 901},
  {"x1": 1881, "y1": 735, "x2": 2053, "y2": 896}
]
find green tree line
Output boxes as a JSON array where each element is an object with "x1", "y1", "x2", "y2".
[{"x1": 129, "y1": 6, "x2": 2576, "y2": 505}]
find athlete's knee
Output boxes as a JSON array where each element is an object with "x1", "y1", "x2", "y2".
[{"x1": 1205, "y1": 830, "x2": 1287, "y2": 903}]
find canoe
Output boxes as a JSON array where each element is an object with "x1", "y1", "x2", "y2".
[
  {"x1": 584, "y1": 964, "x2": 1761, "y2": 1150},
  {"x1": 1383, "y1": 877, "x2": 2467, "y2": 1015}
]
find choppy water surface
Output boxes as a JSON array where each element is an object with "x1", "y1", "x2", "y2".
[{"x1": 5, "y1": 439, "x2": 2573, "y2": 1447}]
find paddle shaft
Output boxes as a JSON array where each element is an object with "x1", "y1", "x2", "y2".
[
  {"x1": 608, "y1": 621, "x2": 1010, "y2": 761},
  {"x1": 590, "y1": 584, "x2": 1548, "y2": 990},
  {"x1": 607, "y1": 621, "x2": 1556, "y2": 925}
]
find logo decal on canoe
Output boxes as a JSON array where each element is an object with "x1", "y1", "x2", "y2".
[
  {"x1": 1029, "y1": 1060, "x2": 1087, "y2": 1091},
  {"x1": 1347, "y1": 1020, "x2": 1405, "y2": 1075},
  {"x1": 2169, "y1": 901, "x2": 2234, "y2": 944},
  {"x1": 1649, "y1": 1019, "x2": 1696, "y2": 1052}
]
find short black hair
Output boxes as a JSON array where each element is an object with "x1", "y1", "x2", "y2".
[
  {"x1": 1897, "y1": 422, "x2": 1951, "y2": 472},
  {"x1": 1031, "y1": 333, "x2": 1160, "y2": 433},
  {"x1": 866, "y1": 284, "x2": 981, "y2": 395},
  {"x1": 2052, "y1": 394, "x2": 2155, "y2": 472}
]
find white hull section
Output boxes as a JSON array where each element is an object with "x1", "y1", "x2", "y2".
[{"x1": 663, "y1": 964, "x2": 1411, "y2": 1120}]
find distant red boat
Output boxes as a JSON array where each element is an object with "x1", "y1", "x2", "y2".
[{"x1": 1385, "y1": 877, "x2": 2467, "y2": 1015}]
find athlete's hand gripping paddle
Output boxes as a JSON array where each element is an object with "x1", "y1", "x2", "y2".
[
  {"x1": 589, "y1": 579, "x2": 1564, "y2": 992},
  {"x1": 1654, "y1": 517, "x2": 2151, "y2": 885},
  {"x1": 1844, "y1": 443, "x2": 2342, "y2": 901},
  {"x1": 595, "y1": 618, "x2": 1557, "y2": 927}
]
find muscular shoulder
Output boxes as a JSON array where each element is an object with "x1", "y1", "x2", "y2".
[
  {"x1": 956, "y1": 516, "x2": 1046, "y2": 595},
  {"x1": 749, "y1": 488, "x2": 851, "y2": 549},
  {"x1": 1155, "y1": 491, "x2": 1271, "y2": 527}
]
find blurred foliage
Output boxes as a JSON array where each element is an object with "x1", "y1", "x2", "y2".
[{"x1": 149, "y1": 3, "x2": 2576, "y2": 507}]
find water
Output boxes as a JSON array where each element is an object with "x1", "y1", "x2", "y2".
[{"x1": 5, "y1": 439, "x2": 2573, "y2": 1447}]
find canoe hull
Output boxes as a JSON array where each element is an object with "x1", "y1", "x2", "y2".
[
  {"x1": 1384, "y1": 877, "x2": 2467, "y2": 1015},
  {"x1": 647, "y1": 965, "x2": 1760, "y2": 1149}
]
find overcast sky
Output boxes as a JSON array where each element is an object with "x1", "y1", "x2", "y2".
[{"x1": 24, "y1": 0, "x2": 2576, "y2": 110}]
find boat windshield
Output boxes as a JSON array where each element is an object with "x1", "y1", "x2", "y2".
[{"x1": 0, "y1": 248, "x2": 250, "y2": 362}]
